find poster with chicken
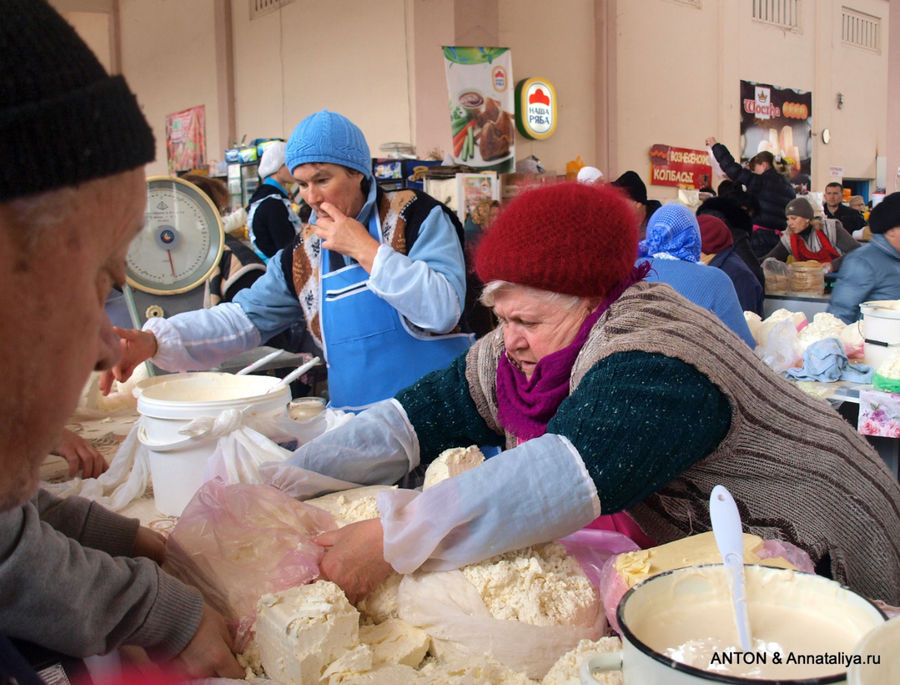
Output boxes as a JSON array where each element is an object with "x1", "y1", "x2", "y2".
[
  {"x1": 443, "y1": 47, "x2": 515, "y2": 173},
  {"x1": 165, "y1": 105, "x2": 206, "y2": 175}
]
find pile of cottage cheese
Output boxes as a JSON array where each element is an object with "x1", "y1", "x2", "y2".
[{"x1": 238, "y1": 447, "x2": 620, "y2": 684}]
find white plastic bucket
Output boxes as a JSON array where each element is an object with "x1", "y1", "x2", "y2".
[
  {"x1": 136, "y1": 372, "x2": 290, "y2": 516},
  {"x1": 860, "y1": 300, "x2": 900, "y2": 371}
]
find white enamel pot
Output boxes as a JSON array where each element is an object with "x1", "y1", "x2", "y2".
[{"x1": 581, "y1": 564, "x2": 885, "y2": 685}]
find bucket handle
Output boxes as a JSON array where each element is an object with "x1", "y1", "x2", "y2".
[{"x1": 137, "y1": 423, "x2": 217, "y2": 453}]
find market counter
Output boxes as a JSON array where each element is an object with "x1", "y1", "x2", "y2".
[{"x1": 764, "y1": 292, "x2": 830, "y2": 320}]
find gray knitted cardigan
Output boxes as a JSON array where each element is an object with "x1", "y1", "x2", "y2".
[{"x1": 464, "y1": 280, "x2": 900, "y2": 603}]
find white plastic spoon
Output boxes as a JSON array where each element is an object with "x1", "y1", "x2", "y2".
[
  {"x1": 268, "y1": 356, "x2": 321, "y2": 392},
  {"x1": 710, "y1": 484, "x2": 753, "y2": 652}
]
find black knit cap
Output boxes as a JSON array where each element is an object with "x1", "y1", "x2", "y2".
[
  {"x1": 869, "y1": 192, "x2": 900, "y2": 235},
  {"x1": 0, "y1": 0, "x2": 155, "y2": 201},
  {"x1": 611, "y1": 170, "x2": 648, "y2": 204}
]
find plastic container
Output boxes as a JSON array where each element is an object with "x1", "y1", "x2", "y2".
[
  {"x1": 581, "y1": 565, "x2": 885, "y2": 685},
  {"x1": 136, "y1": 372, "x2": 290, "y2": 516},
  {"x1": 859, "y1": 300, "x2": 900, "y2": 371},
  {"x1": 847, "y1": 616, "x2": 900, "y2": 685}
]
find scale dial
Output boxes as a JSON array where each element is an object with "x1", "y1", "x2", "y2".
[{"x1": 126, "y1": 176, "x2": 225, "y2": 295}]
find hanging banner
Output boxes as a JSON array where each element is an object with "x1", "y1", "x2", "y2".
[
  {"x1": 166, "y1": 105, "x2": 206, "y2": 175},
  {"x1": 648, "y1": 144, "x2": 712, "y2": 189},
  {"x1": 740, "y1": 81, "x2": 812, "y2": 186},
  {"x1": 443, "y1": 46, "x2": 515, "y2": 173}
]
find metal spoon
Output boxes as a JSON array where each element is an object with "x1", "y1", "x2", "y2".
[{"x1": 710, "y1": 485, "x2": 753, "y2": 652}]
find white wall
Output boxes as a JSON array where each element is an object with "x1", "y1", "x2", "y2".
[
  {"x1": 118, "y1": 0, "x2": 224, "y2": 176},
  {"x1": 230, "y1": 0, "x2": 414, "y2": 158}
]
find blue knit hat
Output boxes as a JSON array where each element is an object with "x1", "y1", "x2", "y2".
[
  {"x1": 285, "y1": 110, "x2": 372, "y2": 179},
  {"x1": 639, "y1": 203, "x2": 702, "y2": 262}
]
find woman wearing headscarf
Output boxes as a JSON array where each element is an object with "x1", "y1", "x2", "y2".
[
  {"x1": 763, "y1": 197, "x2": 860, "y2": 272},
  {"x1": 262, "y1": 182, "x2": 900, "y2": 607},
  {"x1": 697, "y1": 214, "x2": 764, "y2": 316},
  {"x1": 637, "y1": 203, "x2": 755, "y2": 346}
]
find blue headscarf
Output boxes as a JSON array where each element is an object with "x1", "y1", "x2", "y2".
[{"x1": 638, "y1": 203, "x2": 702, "y2": 262}]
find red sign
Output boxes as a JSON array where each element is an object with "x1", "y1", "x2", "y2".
[{"x1": 648, "y1": 144, "x2": 712, "y2": 189}]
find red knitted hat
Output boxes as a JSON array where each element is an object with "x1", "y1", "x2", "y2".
[
  {"x1": 697, "y1": 214, "x2": 734, "y2": 253},
  {"x1": 475, "y1": 182, "x2": 638, "y2": 297}
]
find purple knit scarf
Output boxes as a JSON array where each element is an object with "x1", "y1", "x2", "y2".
[{"x1": 496, "y1": 263, "x2": 651, "y2": 440}]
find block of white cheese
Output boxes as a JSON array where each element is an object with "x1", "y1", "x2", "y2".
[
  {"x1": 422, "y1": 445, "x2": 484, "y2": 490},
  {"x1": 359, "y1": 618, "x2": 430, "y2": 667},
  {"x1": 255, "y1": 580, "x2": 359, "y2": 684}
]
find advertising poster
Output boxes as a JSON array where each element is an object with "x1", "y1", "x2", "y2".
[
  {"x1": 166, "y1": 105, "x2": 206, "y2": 175},
  {"x1": 443, "y1": 47, "x2": 515, "y2": 173},
  {"x1": 648, "y1": 144, "x2": 712, "y2": 189},
  {"x1": 740, "y1": 81, "x2": 812, "y2": 186}
]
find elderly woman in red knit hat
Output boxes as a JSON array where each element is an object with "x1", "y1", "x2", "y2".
[{"x1": 263, "y1": 183, "x2": 900, "y2": 607}]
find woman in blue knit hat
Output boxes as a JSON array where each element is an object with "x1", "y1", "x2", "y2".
[{"x1": 103, "y1": 110, "x2": 472, "y2": 411}]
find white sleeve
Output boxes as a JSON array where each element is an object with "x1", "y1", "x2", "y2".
[
  {"x1": 260, "y1": 399, "x2": 419, "y2": 499},
  {"x1": 143, "y1": 302, "x2": 262, "y2": 371},
  {"x1": 378, "y1": 433, "x2": 601, "y2": 574}
]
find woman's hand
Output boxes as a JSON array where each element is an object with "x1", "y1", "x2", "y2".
[
  {"x1": 314, "y1": 518, "x2": 394, "y2": 604},
  {"x1": 52, "y1": 428, "x2": 107, "y2": 478},
  {"x1": 313, "y1": 202, "x2": 380, "y2": 273},
  {"x1": 99, "y1": 326, "x2": 157, "y2": 395},
  {"x1": 705, "y1": 137, "x2": 718, "y2": 147}
]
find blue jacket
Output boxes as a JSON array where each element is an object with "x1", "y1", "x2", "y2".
[
  {"x1": 639, "y1": 257, "x2": 756, "y2": 347},
  {"x1": 708, "y1": 247, "x2": 764, "y2": 316},
  {"x1": 827, "y1": 234, "x2": 900, "y2": 323}
]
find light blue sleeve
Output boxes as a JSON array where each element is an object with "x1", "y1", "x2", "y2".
[
  {"x1": 368, "y1": 206, "x2": 466, "y2": 333},
  {"x1": 232, "y1": 249, "x2": 307, "y2": 341},
  {"x1": 827, "y1": 251, "x2": 873, "y2": 324},
  {"x1": 378, "y1": 433, "x2": 601, "y2": 574},
  {"x1": 145, "y1": 302, "x2": 263, "y2": 370},
  {"x1": 709, "y1": 269, "x2": 756, "y2": 347}
]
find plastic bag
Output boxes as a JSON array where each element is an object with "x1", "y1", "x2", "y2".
[
  {"x1": 397, "y1": 569, "x2": 605, "y2": 680},
  {"x1": 163, "y1": 479, "x2": 337, "y2": 649},
  {"x1": 762, "y1": 257, "x2": 790, "y2": 294},
  {"x1": 755, "y1": 317, "x2": 803, "y2": 372},
  {"x1": 557, "y1": 528, "x2": 642, "y2": 589}
]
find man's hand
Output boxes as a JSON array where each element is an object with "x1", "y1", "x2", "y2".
[
  {"x1": 314, "y1": 518, "x2": 394, "y2": 605},
  {"x1": 314, "y1": 202, "x2": 380, "y2": 273},
  {"x1": 99, "y1": 326, "x2": 157, "y2": 395},
  {"x1": 132, "y1": 526, "x2": 167, "y2": 564},
  {"x1": 52, "y1": 428, "x2": 107, "y2": 478},
  {"x1": 705, "y1": 137, "x2": 718, "y2": 147},
  {"x1": 171, "y1": 604, "x2": 243, "y2": 679}
]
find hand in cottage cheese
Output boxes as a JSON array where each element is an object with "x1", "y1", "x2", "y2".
[{"x1": 315, "y1": 518, "x2": 393, "y2": 604}]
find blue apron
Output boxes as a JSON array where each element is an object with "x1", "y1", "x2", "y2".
[{"x1": 319, "y1": 215, "x2": 473, "y2": 412}]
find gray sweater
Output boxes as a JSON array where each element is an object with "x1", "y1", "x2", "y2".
[{"x1": 0, "y1": 489, "x2": 202, "y2": 659}]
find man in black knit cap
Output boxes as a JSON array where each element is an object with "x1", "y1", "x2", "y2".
[{"x1": 0, "y1": 1, "x2": 242, "y2": 681}]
